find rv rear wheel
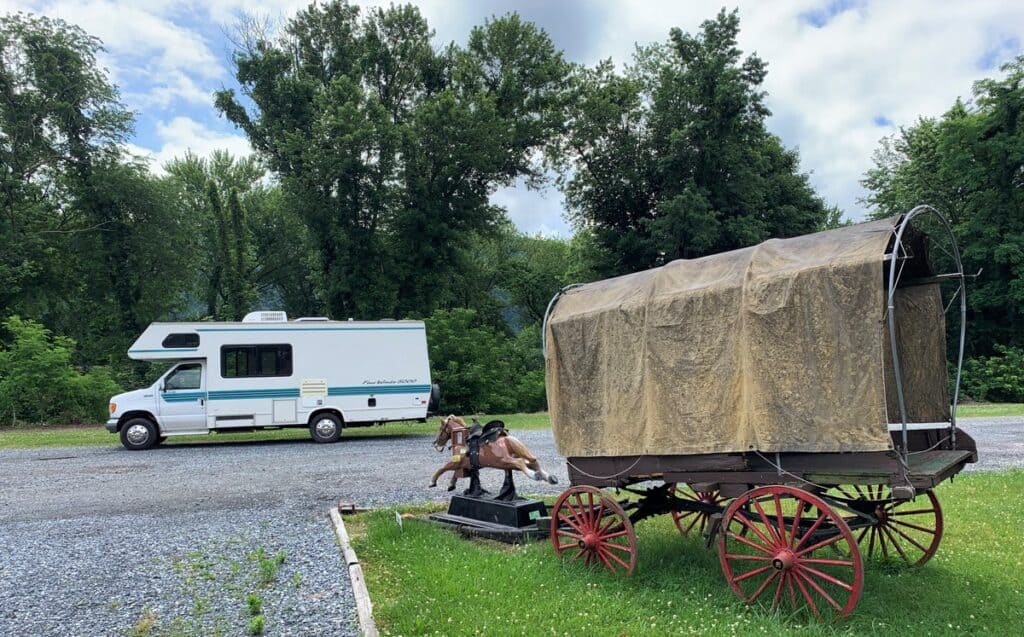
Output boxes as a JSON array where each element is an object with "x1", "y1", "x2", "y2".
[
  {"x1": 309, "y1": 413, "x2": 342, "y2": 443},
  {"x1": 120, "y1": 417, "x2": 158, "y2": 451}
]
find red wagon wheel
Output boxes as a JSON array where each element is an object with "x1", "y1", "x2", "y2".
[
  {"x1": 718, "y1": 485, "x2": 864, "y2": 618},
  {"x1": 551, "y1": 485, "x2": 637, "y2": 575},
  {"x1": 831, "y1": 485, "x2": 944, "y2": 567},
  {"x1": 669, "y1": 483, "x2": 726, "y2": 536}
]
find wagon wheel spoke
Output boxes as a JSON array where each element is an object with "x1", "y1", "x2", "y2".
[
  {"x1": 792, "y1": 513, "x2": 827, "y2": 552},
  {"x1": 719, "y1": 486, "x2": 862, "y2": 618},
  {"x1": 752, "y1": 498, "x2": 782, "y2": 545},
  {"x1": 773, "y1": 572, "x2": 786, "y2": 609},
  {"x1": 797, "y1": 564, "x2": 854, "y2": 591},
  {"x1": 789, "y1": 500, "x2": 806, "y2": 549},
  {"x1": 745, "y1": 570, "x2": 780, "y2": 603},
  {"x1": 727, "y1": 530, "x2": 773, "y2": 555},
  {"x1": 879, "y1": 525, "x2": 912, "y2": 563},
  {"x1": 791, "y1": 569, "x2": 821, "y2": 618},
  {"x1": 830, "y1": 486, "x2": 943, "y2": 567},
  {"x1": 796, "y1": 531, "x2": 845, "y2": 557},
  {"x1": 732, "y1": 511, "x2": 777, "y2": 548},
  {"x1": 795, "y1": 568, "x2": 844, "y2": 612},
  {"x1": 889, "y1": 518, "x2": 937, "y2": 535}
]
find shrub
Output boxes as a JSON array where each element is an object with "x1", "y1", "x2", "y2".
[
  {"x1": 960, "y1": 345, "x2": 1024, "y2": 403},
  {"x1": 424, "y1": 309, "x2": 548, "y2": 414},
  {"x1": 0, "y1": 316, "x2": 121, "y2": 425}
]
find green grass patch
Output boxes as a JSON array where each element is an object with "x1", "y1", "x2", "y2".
[
  {"x1": 958, "y1": 403, "x2": 1024, "y2": 418},
  {"x1": 352, "y1": 471, "x2": 1024, "y2": 636},
  {"x1": 0, "y1": 413, "x2": 551, "y2": 449}
]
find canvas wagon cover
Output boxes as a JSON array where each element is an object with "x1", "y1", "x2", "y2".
[{"x1": 544, "y1": 216, "x2": 949, "y2": 458}]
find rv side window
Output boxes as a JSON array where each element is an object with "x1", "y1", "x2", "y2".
[
  {"x1": 165, "y1": 364, "x2": 202, "y2": 390},
  {"x1": 162, "y1": 333, "x2": 199, "y2": 348},
  {"x1": 221, "y1": 345, "x2": 292, "y2": 378}
]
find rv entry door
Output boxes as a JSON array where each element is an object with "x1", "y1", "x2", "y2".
[{"x1": 158, "y1": 362, "x2": 207, "y2": 433}]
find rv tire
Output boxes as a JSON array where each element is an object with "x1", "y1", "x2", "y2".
[
  {"x1": 309, "y1": 413, "x2": 342, "y2": 443},
  {"x1": 120, "y1": 417, "x2": 158, "y2": 451}
]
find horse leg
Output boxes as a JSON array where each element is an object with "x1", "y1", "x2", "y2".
[
  {"x1": 503, "y1": 437, "x2": 558, "y2": 483},
  {"x1": 429, "y1": 462, "x2": 455, "y2": 487}
]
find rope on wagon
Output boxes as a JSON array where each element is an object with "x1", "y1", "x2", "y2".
[
  {"x1": 753, "y1": 450, "x2": 835, "y2": 493},
  {"x1": 565, "y1": 456, "x2": 644, "y2": 481}
]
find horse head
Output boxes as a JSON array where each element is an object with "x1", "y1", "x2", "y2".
[{"x1": 433, "y1": 414, "x2": 464, "y2": 452}]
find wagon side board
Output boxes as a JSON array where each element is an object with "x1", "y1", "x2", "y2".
[{"x1": 566, "y1": 426, "x2": 976, "y2": 493}]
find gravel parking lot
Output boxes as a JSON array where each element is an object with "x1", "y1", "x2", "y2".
[
  {"x1": 0, "y1": 428, "x2": 564, "y2": 636},
  {"x1": 0, "y1": 419, "x2": 1018, "y2": 636}
]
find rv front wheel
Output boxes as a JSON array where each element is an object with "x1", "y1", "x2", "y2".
[
  {"x1": 309, "y1": 414, "x2": 342, "y2": 443},
  {"x1": 120, "y1": 418, "x2": 158, "y2": 451}
]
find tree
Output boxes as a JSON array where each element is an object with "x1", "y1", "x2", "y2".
[
  {"x1": 558, "y1": 10, "x2": 828, "y2": 276},
  {"x1": 862, "y1": 57, "x2": 1024, "y2": 356},
  {"x1": 216, "y1": 1, "x2": 569, "y2": 319},
  {"x1": 0, "y1": 13, "x2": 132, "y2": 320}
]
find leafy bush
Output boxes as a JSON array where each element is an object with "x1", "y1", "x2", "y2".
[
  {"x1": 961, "y1": 345, "x2": 1024, "y2": 403},
  {"x1": 424, "y1": 309, "x2": 547, "y2": 414},
  {"x1": 0, "y1": 316, "x2": 121, "y2": 425}
]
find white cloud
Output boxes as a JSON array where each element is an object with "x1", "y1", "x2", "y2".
[
  {"x1": 9, "y1": 0, "x2": 1024, "y2": 228},
  {"x1": 126, "y1": 116, "x2": 252, "y2": 173},
  {"x1": 598, "y1": 0, "x2": 1024, "y2": 219}
]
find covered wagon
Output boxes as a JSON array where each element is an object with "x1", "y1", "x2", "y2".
[{"x1": 542, "y1": 206, "x2": 977, "y2": 617}]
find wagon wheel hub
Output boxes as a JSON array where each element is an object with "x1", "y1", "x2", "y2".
[
  {"x1": 578, "y1": 533, "x2": 600, "y2": 550},
  {"x1": 771, "y1": 549, "x2": 796, "y2": 571},
  {"x1": 874, "y1": 505, "x2": 889, "y2": 523}
]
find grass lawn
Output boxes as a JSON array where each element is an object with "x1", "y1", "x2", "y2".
[
  {"x1": 0, "y1": 413, "x2": 551, "y2": 449},
  {"x1": 350, "y1": 470, "x2": 1024, "y2": 636},
  {"x1": 958, "y1": 403, "x2": 1024, "y2": 418}
]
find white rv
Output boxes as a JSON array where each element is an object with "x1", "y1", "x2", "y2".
[{"x1": 106, "y1": 311, "x2": 439, "y2": 450}]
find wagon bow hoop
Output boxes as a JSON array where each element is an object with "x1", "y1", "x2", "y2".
[
  {"x1": 541, "y1": 283, "x2": 584, "y2": 359},
  {"x1": 885, "y1": 205, "x2": 967, "y2": 460}
]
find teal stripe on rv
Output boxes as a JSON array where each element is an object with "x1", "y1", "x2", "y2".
[{"x1": 175, "y1": 384, "x2": 432, "y2": 401}]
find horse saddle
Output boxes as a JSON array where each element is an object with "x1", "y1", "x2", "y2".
[{"x1": 467, "y1": 420, "x2": 506, "y2": 470}]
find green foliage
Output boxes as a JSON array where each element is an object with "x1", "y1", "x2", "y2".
[
  {"x1": 424, "y1": 309, "x2": 546, "y2": 414},
  {"x1": 247, "y1": 614, "x2": 264, "y2": 635},
  {"x1": 862, "y1": 57, "x2": 1024, "y2": 357},
  {"x1": 245, "y1": 594, "x2": 262, "y2": 616},
  {"x1": 962, "y1": 346, "x2": 1024, "y2": 403},
  {"x1": 216, "y1": 1, "x2": 570, "y2": 320},
  {"x1": 0, "y1": 317, "x2": 120, "y2": 425},
  {"x1": 559, "y1": 10, "x2": 828, "y2": 277}
]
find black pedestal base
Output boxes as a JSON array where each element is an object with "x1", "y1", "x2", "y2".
[{"x1": 429, "y1": 495, "x2": 549, "y2": 543}]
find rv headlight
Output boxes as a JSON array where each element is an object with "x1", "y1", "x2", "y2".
[{"x1": 109, "y1": 402, "x2": 117, "y2": 415}]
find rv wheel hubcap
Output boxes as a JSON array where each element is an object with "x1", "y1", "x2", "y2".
[
  {"x1": 126, "y1": 424, "x2": 149, "y2": 445},
  {"x1": 315, "y1": 419, "x2": 336, "y2": 437}
]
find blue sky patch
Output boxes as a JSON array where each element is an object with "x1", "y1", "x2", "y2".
[
  {"x1": 976, "y1": 36, "x2": 1020, "y2": 70},
  {"x1": 873, "y1": 115, "x2": 893, "y2": 127},
  {"x1": 800, "y1": 0, "x2": 865, "y2": 28}
]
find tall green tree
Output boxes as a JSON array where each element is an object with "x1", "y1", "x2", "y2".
[
  {"x1": 862, "y1": 57, "x2": 1024, "y2": 356},
  {"x1": 558, "y1": 9, "x2": 827, "y2": 276},
  {"x1": 0, "y1": 13, "x2": 132, "y2": 320},
  {"x1": 215, "y1": 1, "x2": 569, "y2": 320}
]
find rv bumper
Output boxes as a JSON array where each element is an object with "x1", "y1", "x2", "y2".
[{"x1": 105, "y1": 418, "x2": 119, "y2": 433}]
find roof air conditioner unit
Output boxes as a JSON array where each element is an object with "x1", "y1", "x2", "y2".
[{"x1": 242, "y1": 311, "x2": 288, "y2": 323}]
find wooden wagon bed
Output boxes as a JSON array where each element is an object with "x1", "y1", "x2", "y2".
[{"x1": 565, "y1": 427, "x2": 978, "y2": 494}]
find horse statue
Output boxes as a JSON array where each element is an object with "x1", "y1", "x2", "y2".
[{"x1": 429, "y1": 415, "x2": 557, "y2": 500}]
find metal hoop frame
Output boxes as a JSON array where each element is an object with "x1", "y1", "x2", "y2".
[{"x1": 885, "y1": 205, "x2": 966, "y2": 459}]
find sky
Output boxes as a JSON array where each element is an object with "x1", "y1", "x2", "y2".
[{"x1": 4, "y1": 0, "x2": 1023, "y2": 236}]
